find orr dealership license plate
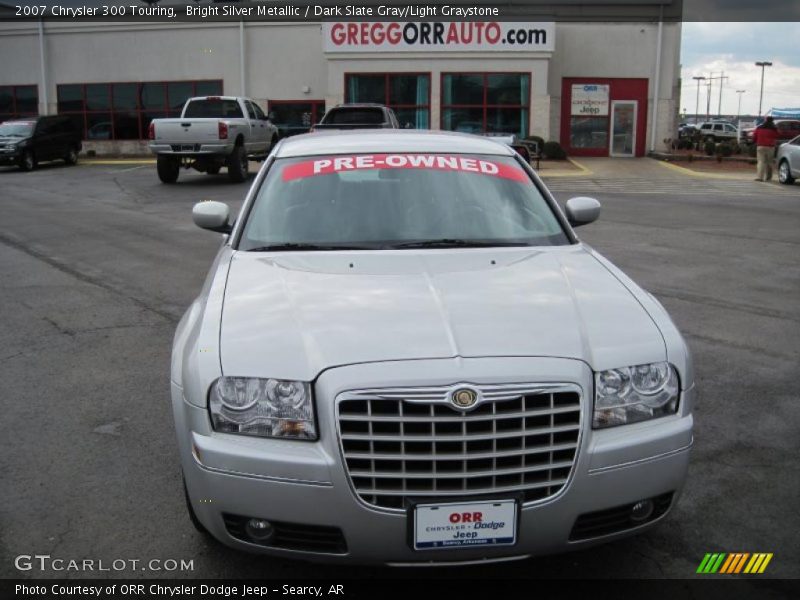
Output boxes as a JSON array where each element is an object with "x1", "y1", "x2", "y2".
[{"x1": 413, "y1": 499, "x2": 517, "y2": 550}]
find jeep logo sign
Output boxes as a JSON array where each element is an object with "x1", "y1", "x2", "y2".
[{"x1": 571, "y1": 84, "x2": 610, "y2": 116}]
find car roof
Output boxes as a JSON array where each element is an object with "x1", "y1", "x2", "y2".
[{"x1": 275, "y1": 130, "x2": 516, "y2": 158}]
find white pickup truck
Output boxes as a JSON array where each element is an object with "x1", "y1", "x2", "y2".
[{"x1": 148, "y1": 96, "x2": 278, "y2": 183}]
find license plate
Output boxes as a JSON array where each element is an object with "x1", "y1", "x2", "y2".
[
  {"x1": 180, "y1": 144, "x2": 194, "y2": 151},
  {"x1": 413, "y1": 499, "x2": 517, "y2": 550}
]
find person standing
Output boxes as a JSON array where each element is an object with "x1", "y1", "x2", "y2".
[{"x1": 752, "y1": 116, "x2": 778, "y2": 181}]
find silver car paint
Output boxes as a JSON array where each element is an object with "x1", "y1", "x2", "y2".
[{"x1": 172, "y1": 131, "x2": 694, "y2": 562}]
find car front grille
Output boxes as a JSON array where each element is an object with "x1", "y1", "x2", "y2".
[{"x1": 337, "y1": 384, "x2": 582, "y2": 511}]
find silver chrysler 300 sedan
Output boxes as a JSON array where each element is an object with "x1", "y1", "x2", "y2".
[{"x1": 172, "y1": 130, "x2": 694, "y2": 564}]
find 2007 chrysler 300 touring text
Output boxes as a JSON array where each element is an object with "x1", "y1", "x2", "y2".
[{"x1": 171, "y1": 130, "x2": 694, "y2": 564}]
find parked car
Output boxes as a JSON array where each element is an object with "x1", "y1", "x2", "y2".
[
  {"x1": 776, "y1": 135, "x2": 800, "y2": 184},
  {"x1": 678, "y1": 123, "x2": 698, "y2": 139},
  {"x1": 741, "y1": 120, "x2": 800, "y2": 146},
  {"x1": 0, "y1": 116, "x2": 81, "y2": 171},
  {"x1": 173, "y1": 130, "x2": 694, "y2": 563},
  {"x1": 696, "y1": 121, "x2": 738, "y2": 143},
  {"x1": 148, "y1": 96, "x2": 278, "y2": 184},
  {"x1": 312, "y1": 104, "x2": 400, "y2": 131}
]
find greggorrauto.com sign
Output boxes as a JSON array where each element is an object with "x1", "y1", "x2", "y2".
[{"x1": 323, "y1": 22, "x2": 555, "y2": 52}]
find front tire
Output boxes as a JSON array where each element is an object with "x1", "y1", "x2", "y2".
[
  {"x1": 18, "y1": 150, "x2": 35, "y2": 171},
  {"x1": 64, "y1": 146, "x2": 78, "y2": 165},
  {"x1": 226, "y1": 145, "x2": 248, "y2": 183},
  {"x1": 156, "y1": 155, "x2": 179, "y2": 184},
  {"x1": 778, "y1": 159, "x2": 795, "y2": 184}
]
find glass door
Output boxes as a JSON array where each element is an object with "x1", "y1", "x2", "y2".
[{"x1": 609, "y1": 100, "x2": 637, "y2": 157}]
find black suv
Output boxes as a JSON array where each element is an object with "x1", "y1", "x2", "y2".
[{"x1": 0, "y1": 115, "x2": 82, "y2": 171}]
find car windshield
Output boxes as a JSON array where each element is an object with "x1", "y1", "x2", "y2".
[
  {"x1": 239, "y1": 153, "x2": 570, "y2": 250},
  {"x1": 0, "y1": 121, "x2": 34, "y2": 137}
]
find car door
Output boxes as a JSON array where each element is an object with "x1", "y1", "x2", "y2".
[
  {"x1": 790, "y1": 137, "x2": 800, "y2": 173},
  {"x1": 250, "y1": 102, "x2": 272, "y2": 151},
  {"x1": 33, "y1": 118, "x2": 56, "y2": 160},
  {"x1": 243, "y1": 101, "x2": 267, "y2": 154}
]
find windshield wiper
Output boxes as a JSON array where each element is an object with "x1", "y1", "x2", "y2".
[
  {"x1": 388, "y1": 239, "x2": 532, "y2": 249},
  {"x1": 247, "y1": 243, "x2": 373, "y2": 252}
]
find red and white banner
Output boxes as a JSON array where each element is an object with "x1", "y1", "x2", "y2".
[
  {"x1": 281, "y1": 154, "x2": 528, "y2": 182},
  {"x1": 323, "y1": 22, "x2": 555, "y2": 53}
]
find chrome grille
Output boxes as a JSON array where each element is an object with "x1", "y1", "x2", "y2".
[{"x1": 337, "y1": 384, "x2": 582, "y2": 511}]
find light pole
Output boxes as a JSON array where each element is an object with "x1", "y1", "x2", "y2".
[
  {"x1": 692, "y1": 76, "x2": 706, "y2": 124},
  {"x1": 755, "y1": 61, "x2": 772, "y2": 116},
  {"x1": 736, "y1": 90, "x2": 746, "y2": 120}
]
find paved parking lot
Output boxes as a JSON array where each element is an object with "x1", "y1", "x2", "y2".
[{"x1": 0, "y1": 158, "x2": 798, "y2": 583}]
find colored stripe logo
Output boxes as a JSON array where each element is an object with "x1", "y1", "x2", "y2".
[{"x1": 697, "y1": 553, "x2": 773, "y2": 574}]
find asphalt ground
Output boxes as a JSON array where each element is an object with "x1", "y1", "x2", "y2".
[{"x1": 0, "y1": 158, "x2": 798, "y2": 585}]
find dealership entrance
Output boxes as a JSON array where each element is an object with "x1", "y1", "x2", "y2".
[{"x1": 560, "y1": 78, "x2": 648, "y2": 157}]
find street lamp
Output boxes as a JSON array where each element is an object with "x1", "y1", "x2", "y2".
[
  {"x1": 692, "y1": 76, "x2": 706, "y2": 124},
  {"x1": 736, "y1": 90, "x2": 746, "y2": 120},
  {"x1": 755, "y1": 61, "x2": 773, "y2": 116}
]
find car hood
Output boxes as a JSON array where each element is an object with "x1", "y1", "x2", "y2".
[
  {"x1": 0, "y1": 136, "x2": 28, "y2": 144},
  {"x1": 219, "y1": 246, "x2": 666, "y2": 380}
]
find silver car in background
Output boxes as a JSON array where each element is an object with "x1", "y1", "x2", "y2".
[
  {"x1": 777, "y1": 135, "x2": 800, "y2": 185},
  {"x1": 172, "y1": 131, "x2": 694, "y2": 564}
]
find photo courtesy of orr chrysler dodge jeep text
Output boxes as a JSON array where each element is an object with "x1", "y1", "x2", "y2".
[{"x1": 171, "y1": 130, "x2": 694, "y2": 564}]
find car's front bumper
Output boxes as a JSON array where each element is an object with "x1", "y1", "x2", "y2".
[
  {"x1": 0, "y1": 148, "x2": 21, "y2": 163},
  {"x1": 174, "y1": 357, "x2": 693, "y2": 564}
]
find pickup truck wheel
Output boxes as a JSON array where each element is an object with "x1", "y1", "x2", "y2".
[
  {"x1": 778, "y1": 159, "x2": 795, "y2": 184},
  {"x1": 157, "y1": 155, "x2": 180, "y2": 184},
  {"x1": 227, "y1": 145, "x2": 248, "y2": 183},
  {"x1": 206, "y1": 165, "x2": 221, "y2": 175},
  {"x1": 18, "y1": 150, "x2": 35, "y2": 171},
  {"x1": 64, "y1": 146, "x2": 79, "y2": 165}
]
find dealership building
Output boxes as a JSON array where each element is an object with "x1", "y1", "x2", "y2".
[{"x1": 0, "y1": 1, "x2": 682, "y2": 157}]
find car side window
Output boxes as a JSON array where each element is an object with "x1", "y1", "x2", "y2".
[
  {"x1": 713, "y1": 124, "x2": 723, "y2": 131},
  {"x1": 244, "y1": 101, "x2": 257, "y2": 120},
  {"x1": 701, "y1": 124, "x2": 711, "y2": 131},
  {"x1": 35, "y1": 119, "x2": 52, "y2": 135},
  {"x1": 252, "y1": 103, "x2": 267, "y2": 121}
]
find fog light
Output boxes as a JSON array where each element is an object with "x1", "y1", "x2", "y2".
[
  {"x1": 245, "y1": 518, "x2": 275, "y2": 542},
  {"x1": 630, "y1": 499, "x2": 655, "y2": 522}
]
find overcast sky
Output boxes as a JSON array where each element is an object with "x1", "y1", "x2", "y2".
[{"x1": 680, "y1": 22, "x2": 800, "y2": 118}]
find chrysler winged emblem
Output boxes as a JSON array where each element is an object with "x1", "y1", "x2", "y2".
[{"x1": 451, "y1": 387, "x2": 478, "y2": 409}]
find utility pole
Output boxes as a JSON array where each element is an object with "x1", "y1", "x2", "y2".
[
  {"x1": 704, "y1": 72, "x2": 728, "y2": 120},
  {"x1": 692, "y1": 76, "x2": 706, "y2": 123},
  {"x1": 717, "y1": 71, "x2": 728, "y2": 117},
  {"x1": 755, "y1": 61, "x2": 773, "y2": 116}
]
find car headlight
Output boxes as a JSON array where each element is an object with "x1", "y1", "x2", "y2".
[
  {"x1": 208, "y1": 377, "x2": 317, "y2": 440},
  {"x1": 593, "y1": 362, "x2": 679, "y2": 429}
]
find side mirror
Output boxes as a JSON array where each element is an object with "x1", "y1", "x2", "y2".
[
  {"x1": 192, "y1": 201, "x2": 231, "y2": 234},
  {"x1": 565, "y1": 196, "x2": 601, "y2": 227}
]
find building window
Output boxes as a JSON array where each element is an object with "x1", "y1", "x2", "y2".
[
  {"x1": 345, "y1": 73, "x2": 430, "y2": 129},
  {"x1": 56, "y1": 80, "x2": 223, "y2": 140},
  {"x1": 268, "y1": 100, "x2": 325, "y2": 138},
  {"x1": 0, "y1": 85, "x2": 39, "y2": 120},
  {"x1": 441, "y1": 73, "x2": 530, "y2": 138}
]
